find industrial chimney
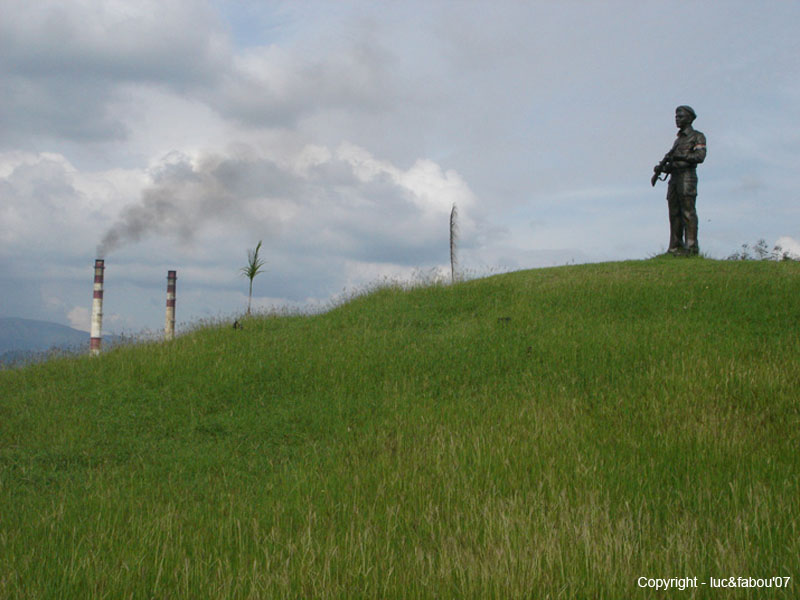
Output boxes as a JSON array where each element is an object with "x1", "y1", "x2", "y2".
[
  {"x1": 165, "y1": 270, "x2": 176, "y2": 341},
  {"x1": 90, "y1": 259, "x2": 105, "y2": 355}
]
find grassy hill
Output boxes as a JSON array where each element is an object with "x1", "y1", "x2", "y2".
[{"x1": 1, "y1": 257, "x2": 798, "y2": 598}]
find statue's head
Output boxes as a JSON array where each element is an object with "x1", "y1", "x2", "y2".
[{"x1": 675, "y1": 105, "x2": 696, "y2": 129}]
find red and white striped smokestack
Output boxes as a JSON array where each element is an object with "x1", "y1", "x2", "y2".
[
  {"x1": 90, "y1": 259, "x2": 105, "y2": 355},
  {"x1": 165, "y1": 270, "x2": 176, "y2": 341}
]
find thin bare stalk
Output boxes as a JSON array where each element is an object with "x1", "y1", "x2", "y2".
[{"x1": 450, "y1": 203, "x2": 458, "y2": 284}]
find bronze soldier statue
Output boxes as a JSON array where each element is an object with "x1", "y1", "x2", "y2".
[{"x1": 652, "y1": 106, "x2": 707, "y2": 255}]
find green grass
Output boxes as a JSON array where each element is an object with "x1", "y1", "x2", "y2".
[{"x1": 1, "y1": 257, "x2": 799, "y2": 598}]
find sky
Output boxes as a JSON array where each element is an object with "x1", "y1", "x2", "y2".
[{"x1": 1, "y1": 0, "x2": 799, "y2": 335}]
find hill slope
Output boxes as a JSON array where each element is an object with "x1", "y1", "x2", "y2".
[{"x1": 1, "y1": 258, "x2": 798, "y2": 598}]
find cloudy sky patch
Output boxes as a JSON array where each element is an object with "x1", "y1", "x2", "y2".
[{"x1": 1, "y1": 0, "x2": 798, "y2": 333}]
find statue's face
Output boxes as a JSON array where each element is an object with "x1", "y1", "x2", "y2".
[{"x1": 675, "y1": 109, "x2": 693, "y2": 129}]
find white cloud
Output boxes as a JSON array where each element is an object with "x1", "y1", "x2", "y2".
[
  {"x1": 95, "y1": 141, "x2": 478, "y2": 261},
  {"x1": 336, "y1": 142, "x2": 476, "y2": 217},
  {"x1": 209, "y1": 24, "x2": 395, "y2": 128},
  {"x1": 0, "y1": 151, "x2": 145, "y2": 253},
  {"x1": 67, "y1": 306, "x2": 90, "y2": 331},
  {"x1": 775, "y1": 237, "x2": 800, "y2": 259},
  {"x1": 0, "y1": 0, "x2": 227, "y2": 84}
]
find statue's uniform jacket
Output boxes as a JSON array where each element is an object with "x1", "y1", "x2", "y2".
[{"x1": 666, "y1": 125, "x2": 706, "y2": 253}]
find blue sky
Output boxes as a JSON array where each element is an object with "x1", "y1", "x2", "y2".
[{"x1": 1, "y1": 0, "x2": 799, "y2": 334}]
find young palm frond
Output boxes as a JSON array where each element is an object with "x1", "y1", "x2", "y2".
[
  {"x1": 240, "y1": 240, "x2": 266, "y2": 316},
  {"x1": 450, "y1": 203, "x2": 458, "y2": 284}
]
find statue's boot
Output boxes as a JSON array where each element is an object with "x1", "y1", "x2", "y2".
[{"x1": 668, "y1": 214, "x2": 685, "y2": 255}]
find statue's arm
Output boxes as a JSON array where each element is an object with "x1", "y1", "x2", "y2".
[{"x1": 677, "y1": 132, "x2": 707, "y2": 165}]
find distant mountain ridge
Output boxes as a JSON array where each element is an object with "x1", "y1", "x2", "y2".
[
  {"x1": 0, "y1": 317, "x2": 96, "y2": 366},
  {"x1": 0, "y1": 317, "x2": 89, "y2": 354}
]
